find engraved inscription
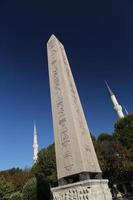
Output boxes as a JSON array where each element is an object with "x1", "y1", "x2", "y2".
[
  {"x1": 48, "y1": 40, "x2": 74, "y2": 172},
  {"x1": 52, "y1": 185, "x2": 92, "y2": 200},
  {"x1": 59, "y1": 44, "x2": 86, "y2": 136},
  {"x1": 59, "y1": 44, "x2": 96, "y2": 167}
]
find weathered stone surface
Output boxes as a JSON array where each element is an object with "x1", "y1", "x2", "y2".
[
  {"x1": 51, "y1": 179, "x2": 112, "y2": 200},
  {"x1": 47, "y1": 34, "x2": 101, "y2": 180}
]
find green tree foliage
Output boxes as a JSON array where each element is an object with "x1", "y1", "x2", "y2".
[
  {"x1": 10, "y1": 170, "x2": 32, "y2": 192},
  {"x1": 0, "y1": 168, "x2": 32, "y2": 192},
  {"x1": 9, "y1": 191, "x2": 22, "y2": 200},
  {"x1": 96, "y1": 131, "x2": 133, "y2": 190},
  {"x1": 96, "y1": 136, "x2": 129, "y2": 172},
  {"x1": 22, "y1": 177, "x2": 37, "y2": 200},
  {"x1": 0, "y1": 177, "x2": 14, "y2": 200},
  {"x1": 31, "y1": 149, "x2": 46, "y2": 175},
  {"x1": 36, "y1": 174, "x2": 51, "y2": 200},
  {"x1": 43, "y1": 144, "x2": 57, "y2": 184},
  {"x1": 97, "y1": 133, "x2": 112, "y2": 142},
  {"x1": 31, "y1": 144, "x2": 56, "y2": 199},
  {"x1": 113, "y1": 113, "x2": 133, "y2": 149},
  {"x1": 32, "y1": 144, "x2": 57, "y2": 186}
]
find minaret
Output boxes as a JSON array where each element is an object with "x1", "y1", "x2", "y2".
[
  {"x1": 33, "y1": 122, "x2": 39, "y2": 163},
  {"x1": 105, "y1": 81, "x2": 124, "y2": 119}
]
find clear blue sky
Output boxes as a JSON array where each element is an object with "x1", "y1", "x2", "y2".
[{"x1": 0, "y1": 0, "x2": 132, "y2": 170}]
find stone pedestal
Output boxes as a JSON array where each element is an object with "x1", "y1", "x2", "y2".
[{"x1": 51, "y1": 179, "x2": 112, "y2": 200}]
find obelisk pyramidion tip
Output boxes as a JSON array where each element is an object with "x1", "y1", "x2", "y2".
[{"x1": 48, "y1": 34, "x2": 58, "y2": 43}]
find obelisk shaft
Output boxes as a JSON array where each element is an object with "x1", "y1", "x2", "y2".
[{"x1": 47, "y1": 35, "x2": 101, "y2": 181}]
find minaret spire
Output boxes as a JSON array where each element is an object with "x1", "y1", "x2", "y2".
[
  {"x1": 105, "y1": 81, "x2": 124, "y2": 119},
  {"x1": 33, "y1": 122, "x2": 39, "y2": 163},
  {"x1": 123, "y1": 106, "x2": 128, "y2": 115},
  {"x1": 105, "y1": 81, "x2": 114, "y2": 96}
]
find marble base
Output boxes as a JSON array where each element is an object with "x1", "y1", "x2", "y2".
[{"x1": 51, "y1": 179, "x2": 112, "y2": 200}]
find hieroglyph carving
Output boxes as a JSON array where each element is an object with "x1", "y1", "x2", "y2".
[
  {"x1": 48, "y1": 38, "x2": 74, "y2": 173},
  {"x1": 47, "y1": 35, "x2": 101, "y2": 180}
]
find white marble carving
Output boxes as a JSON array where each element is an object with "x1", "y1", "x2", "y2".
[{"x1": 52, "y1": 180, "x2": 112, "y2": 200}]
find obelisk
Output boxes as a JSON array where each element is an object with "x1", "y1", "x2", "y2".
[{"x1": 47, "y1": 35, "x2": 112, "y2": 200}]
